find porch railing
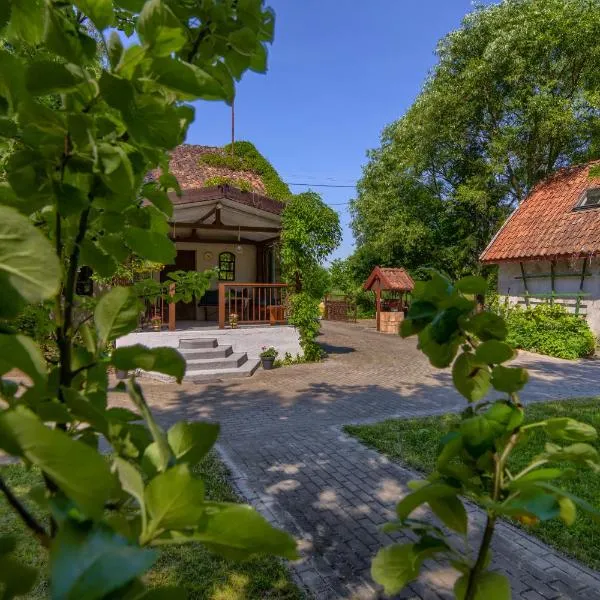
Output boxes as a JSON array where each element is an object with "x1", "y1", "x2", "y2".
[{"x1": 218, "y1": 283, "x2": 289, "y2": 328}]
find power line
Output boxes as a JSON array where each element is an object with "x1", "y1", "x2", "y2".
[{"x1": 286, "y1": 182, "x2": 357, "y2": 188}]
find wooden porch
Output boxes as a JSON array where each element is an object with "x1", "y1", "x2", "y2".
[{"x1": 165, "y1": 185, "x2": 288, "y2": 331}]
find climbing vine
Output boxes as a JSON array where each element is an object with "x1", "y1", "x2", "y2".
[{"x1": 199, "y1": 140, "x2": 292, "y2": 200}]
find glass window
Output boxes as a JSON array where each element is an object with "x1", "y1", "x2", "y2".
[
  {"x1": 218, "y1": 252, "x2": 235, "y2": 281},
  {"x1": 576, "y1": 188, "x2": 600, "y2": 209}
]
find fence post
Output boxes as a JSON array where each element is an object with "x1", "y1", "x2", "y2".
[
  {"x1": 168, "y1": 283, "x2": 176, "y2": 331},
  {"x1": 218, "y1": 283, "x2": 225, "y2": 329}
]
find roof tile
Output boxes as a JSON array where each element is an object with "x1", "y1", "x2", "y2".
[{"x1": 480, "y1": 162, "x2": 600, "y2": 262}]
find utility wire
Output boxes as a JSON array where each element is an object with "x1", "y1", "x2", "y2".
[{"x1": 285, "y1": 182, "x2": 357, "y2": 188}]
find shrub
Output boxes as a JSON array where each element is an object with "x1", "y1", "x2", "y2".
[
  {"x1": 504, "y1": 303, "x2": 596, "y2": 359},
  {"x1": 288, "y1": 292, "x2": 325, "y2": 361}
]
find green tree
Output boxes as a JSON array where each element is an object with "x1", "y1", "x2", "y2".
[
  {"x1": 281, "y1": 191, "x2": 341, "y2": 292},
  {"x1": 0, "y1": 1, "x2": 297, "y2": 597},
  {"x1": 351, "y1": 0, "x2": 600, "y2": 278},
  {"x1": 280, "y1": 191, "x2": 341, "y2": 359}
]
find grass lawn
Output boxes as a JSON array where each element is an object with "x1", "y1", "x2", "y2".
[
  {"x1": 0, "y1": 453, "x2": 302, "y2": 600},
  {"x1": 345, "y1": 398, "x2": 600, "y2": 571}
]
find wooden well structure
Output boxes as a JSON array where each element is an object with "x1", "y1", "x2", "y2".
[{"x1": 364, "y1": 267, "x2": 414, "y2": 333}]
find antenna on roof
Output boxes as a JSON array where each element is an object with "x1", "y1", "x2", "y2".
[{"x1": 231, "y1": 98, "x2": 235, "y2": 158}]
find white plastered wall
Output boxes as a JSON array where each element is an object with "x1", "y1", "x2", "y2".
[{"x1": 496, "y1": 257, "x2": 600, "y2": 335}]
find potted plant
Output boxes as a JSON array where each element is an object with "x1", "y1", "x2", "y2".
[
  {"x1": 260, "y1": 346, "x2": 278, "y2": 370},
  {"x1": 150, "y1": 313, "x2": 162, "y2": 331},
  {"x1": 229, "y1": 312, "x2": 239, "y2": 329}
]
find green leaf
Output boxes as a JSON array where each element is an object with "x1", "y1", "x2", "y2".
[
  {"x1": 466, "y1": 312, "x2": 507, "y2": 341},
  {"x1": 107, "y1": 31, "x2": 124, "y2": 70},
  {"x1": 475, "y1": 340, "x2": 516, "y2": 364},
  {"x1": 396, "y1": 482, "x2": 460, "y2": 520},
  {"x1": 51, "y1": 520, "x2": 157, "y2": 600},
  {"x1": 145, "y1": 464, "x2": 205, "y2": 534},
  {"x1": 558, "y1": 496, "x2": 576, "y2": 526},
  {"x1": 229, "y1": 27, "x2": 257, "y2": 56},
  {"x1": 127, "y1": 380, "x2": 172, "y2": 473},
  {"x1": 167, "y1": 421, "x2": 220, "y2": 465},
  {"x1": 0, "y1": 1, "x2": 11, "y2": 31},
  {"x1": 0, "y1": 553, "x2": 38, "y2": 599},
  {"x1": 152, "y1": 58, "x2": 226, "y2": 101},
  {"x1": 138, "y1": 0, "x2": 186, "y2": 57},
  {"x1": 429, "y1": 307, "x2": 463, "y2": 344},
  {"x1": 455, "y1": 275, "x2": 488, "y2": 295},
  {"x1": 80, "y1": 240, "x2": 118, "y2": 278},
  {"x1": 73, "y1": 0, "x2": 114, "y2": 30},
  {"x1": 141, "y1": 184, "x2": 173, "y2": 217},
  {"x1": 485, "y1": 400, "x2": 524, "y2": 431},
  {"x1": 371, "y1": 544, "x2": 422, "y2": 595},
  {"x1": 98, "y1": 143, "x2": 135, "y2": 195},
  {"x1": 428, "y1": 495, "x2": 468, "y2": 534},
  {"x1": 62, "y1": 389, "x2": 108, "y2": 434},
  {"x1": 95, "y1": 287, "x2": 141, "y2": 346},
  {"x1": 545, "y1": 418, "x2": 597, "y2": 443},
  {"x1": 6, "y1": 0, "x2": 44, "y2": 45},
  {"x1": 113, "y1": 457, "x2": 146, "y2": 513},
  {"x1": 491, "y1": 365, "x2": 528, "y2": 393},
  {"x1": 0, "y1": 206, "x2": 61, "y2": 318},
  {"x1": 0, "y1": 407, "x2": 115, "y2": 517},
  {"x1": 511, "y1": 468, "x2": 566, "y2": 485},
  {"x1": 111, "y1": 345, "x2": 186, "y2": 383},
  {"x1": 452, "y1": 352, "x2": 490, "y2": 402},
  {"x1": 26, "y1": 61, "x2": 82, "y2": 95},
  {"x1": 0, "y1": 334, "x2": 46, "y2": 386},
  {"x1": 124, "y1": 228, "x2": 176, "y2": 263},
  {"x1": 454, "y1": 571, "x2": 510, "y2": 600},
  {"x1": 503, "y1": 491, "x2": 561, "y2": 521},
  {"x1": 418, "y1": 326, "x2": 460, "y2": 368},
  {"x1": 460, "y1": 416, "x2": 497, "y2": 455},
  {"x1": 407, "y1": 300, "x2": 438, "y2": 321},
  {"x1": 541, "y1": 442, "x2": 600, "y2": 469},
  {"x1": 157, "y1": 502, "x2": 298, "y2": 560}
]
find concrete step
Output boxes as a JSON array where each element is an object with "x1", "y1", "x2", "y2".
[
  {"x1": 179, "y1": 346, "x2": 233, "y2": 360},
  {"x1": 179, "y1": 338, "x2": 218, "y2": 349},
  {"x1": 185, "y1": 352, "x2": 248, "y2": 371},
  {"x1": 185, "y1": 358, "x2": 261, "y2": 382}
]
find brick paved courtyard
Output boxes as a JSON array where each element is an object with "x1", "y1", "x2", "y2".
[{"x1": 133, "y1": 320, "x2": 600, "y2": 599}]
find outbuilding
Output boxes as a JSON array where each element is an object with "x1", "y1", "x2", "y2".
[{"x1": 480, "y1": 161, "x2": 600, "y2": 333}]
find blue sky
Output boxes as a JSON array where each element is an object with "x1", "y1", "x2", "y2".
[{"x1": 187, "y1": 1, "x2": 486, "y2": 261}]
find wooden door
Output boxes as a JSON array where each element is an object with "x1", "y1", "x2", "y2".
[{"x1": 161, "y1": 250, "x2": 197, "y2": 320}]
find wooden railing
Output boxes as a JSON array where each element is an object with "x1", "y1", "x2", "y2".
[{"x1": 218, "y1": 283, "x2": 289, "y2": 328}]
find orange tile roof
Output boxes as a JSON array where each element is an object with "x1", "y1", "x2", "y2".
[
  {"x1": 480, "y1": 162, "x2": 600, "y2": 263},
  {"x1": 364, "y1": 267, "x2": 415, "y2": 292}
]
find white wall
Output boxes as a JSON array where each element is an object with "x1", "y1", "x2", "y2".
[
  {"x1": 497, "y1": 258, "x2": 600, "y2": 334},
  {"x1": 174, "y1": 241, "x2": 257, "y2": 320}
]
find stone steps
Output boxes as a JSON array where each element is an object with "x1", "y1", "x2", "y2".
[{"x1": 179, "y1": 338, "x2": 260, "y2": 381}]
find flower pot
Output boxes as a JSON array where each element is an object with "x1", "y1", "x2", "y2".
[{"x1": 261, "y1": 357, "x2": 275, "y2": 370}]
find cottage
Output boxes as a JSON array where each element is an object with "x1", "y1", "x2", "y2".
[
  {"x1": 149, "y1": 145, "x2": 285, "y2": 330},
  {"x1": 480, "y1": 162, "x2": 600, "y2": 333}
]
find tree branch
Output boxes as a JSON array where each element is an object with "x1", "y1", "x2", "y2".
[{"x1": 0, "y1": 475, "x2": 50, "y2": 548}]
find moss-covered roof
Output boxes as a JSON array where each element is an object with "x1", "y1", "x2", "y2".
[{"x1": 155, "y1": 142, "x2": 291, "y2": 202}]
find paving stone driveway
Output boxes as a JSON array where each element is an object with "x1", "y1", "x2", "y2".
[{"x1": 136, "y1": 321, "x2": 600, "y2": 599}]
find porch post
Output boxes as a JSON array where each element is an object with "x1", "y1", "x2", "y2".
[
  {"x1": 168, "y1": 283, "x2": 176, "y2": 331},
  {"x1": 375, "y1": 282, "x2": 381, "y2": 332},
  {"x1": 218, "y1": 283, "x2": 226, "y2": 329}
]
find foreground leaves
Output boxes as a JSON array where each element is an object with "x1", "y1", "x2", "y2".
[{"x1": 0, "y1": 207, "x2": 61, "y2": 318}]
